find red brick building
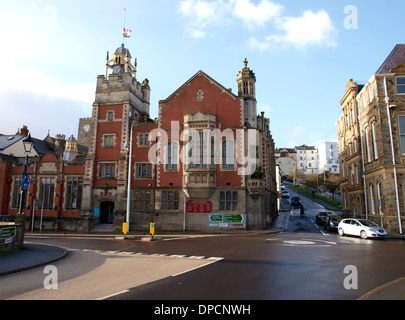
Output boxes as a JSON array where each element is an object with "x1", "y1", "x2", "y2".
[{"x1": 0, "y1": 44, "x2": 278, "y2": 232}]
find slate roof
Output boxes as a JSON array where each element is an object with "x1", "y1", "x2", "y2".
[
  {"x1": 375, "y1": 44, "x2": 405, "y2": 75},
  {"x1": 0, "y1": 135, "x2": 24, "y2": 151}
]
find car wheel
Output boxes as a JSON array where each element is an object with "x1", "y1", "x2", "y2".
[
  {"x1": 360, "y1": 230, "x2": 368, "y2": 239},
  {"x1": 338, "y1": 228, "x2": 344, "y2": 236}
]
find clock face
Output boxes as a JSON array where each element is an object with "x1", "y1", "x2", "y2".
[{"x1": 83, "y1": 124, "x2": 90, "y2": 133}]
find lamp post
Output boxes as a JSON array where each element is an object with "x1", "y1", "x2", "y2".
[
  {"x1": 124, "y1": 121, "x2": 134, "y2": 235},
  {"x1": 18, "y1": 135, "x2": 35, "y2": 216}
]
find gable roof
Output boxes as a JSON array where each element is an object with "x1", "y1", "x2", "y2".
[
  {"x1": 375, "y1": 44, "x2": 405, "y2": 75},
  {"x1": 158, "y1": 70, "x2": 237, "y2": 104}
]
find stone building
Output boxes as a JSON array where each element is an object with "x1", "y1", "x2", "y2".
[
  {"x1": 337, "y1": 44, "x2": 405, "y2": 234},
  {"x1": 0, "y1": 43, "x2": 278, "y2": 232}
]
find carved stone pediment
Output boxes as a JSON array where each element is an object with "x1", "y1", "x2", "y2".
[{"x1": 39, "y1": 162, "x2": 57, "y2": 174}]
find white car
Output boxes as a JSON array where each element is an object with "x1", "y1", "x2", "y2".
[{"x1": 338, "y1": 218, "x2": 388, "y2": 239}]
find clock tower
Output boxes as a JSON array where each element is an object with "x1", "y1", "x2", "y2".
[
  {"x1": 79, "y1": 42, "x2": 151, "y2": 231},
  {"x1": 77, "y1": 117, "x2": 92, "y2": 148}
]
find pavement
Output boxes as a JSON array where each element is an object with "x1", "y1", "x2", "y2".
[{"x1": 0, "y1": 243, "x2": 68, "y2": 276}]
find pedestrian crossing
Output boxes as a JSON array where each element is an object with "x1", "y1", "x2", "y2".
[{"x1": 68, "y1": 248, "x2": 223, "y2": 261}]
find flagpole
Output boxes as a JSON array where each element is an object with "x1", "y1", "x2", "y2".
[{"x1": 122, "y1": 8, "x2": 126, "y2": 45}]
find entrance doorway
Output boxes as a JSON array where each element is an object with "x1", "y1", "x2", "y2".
[{"x1": 100, "y1": 201, "x2": 114, "y2": 224}]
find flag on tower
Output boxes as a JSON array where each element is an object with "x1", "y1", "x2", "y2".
[{"x1": 123, "y1": 28, "x2": 132, "y2": 38}]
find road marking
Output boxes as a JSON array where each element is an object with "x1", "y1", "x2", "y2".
[
  {"x1": 171, "y1": 258, "x2": 224, "y2": 277},
  {"x1": 71, "y1": 248, "x2": 223, "y2": 262},
  {"x1": 283, "y1": 240, "x2": 316, "y2": 246},
  {"x1": 358, "y1": 276, "x2": 405, "y2": 300},
  {"x1": 95, "y1": 290, "x2": 129, "y2": 300}
]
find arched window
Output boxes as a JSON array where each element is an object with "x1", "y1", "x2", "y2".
[
  {"x1": 365, "y1": 127, "x2": 372, "y2": 162},
  {"x1": 369, "y1": 184, "x2": 375, "y2": 215},
  {"x1": 372, "y1": 121, "x2": 378, "y2": 159},
  {"x1": 376, "y1": 182, "x2": 382, "y2": 215}
]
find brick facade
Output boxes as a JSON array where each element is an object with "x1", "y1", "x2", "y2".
[{"x1": 0, "y1": 44, "x2": 278, "y2": 232}]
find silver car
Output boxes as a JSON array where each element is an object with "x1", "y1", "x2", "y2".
[{"x1": 338, "y1": 218, "x2": 387, "y2": 239}]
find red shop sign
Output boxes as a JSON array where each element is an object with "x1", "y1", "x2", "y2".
[{"x1": 186, "y1": 201, "x2": 212, "y2": 213}]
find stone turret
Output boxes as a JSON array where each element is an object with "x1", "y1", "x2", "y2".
[{"x1": 237, "y1": 58, "x2": 257, "y2": 128}]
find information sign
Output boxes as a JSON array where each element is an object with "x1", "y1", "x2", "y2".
[
  {"x1": 208, "y1": 214, "x2": 246, "y2": 229},
  {"x1": 1, "y1": 227, "x2": 16, "y2": 239}
]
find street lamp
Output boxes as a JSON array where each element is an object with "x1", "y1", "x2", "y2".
[
  {"x1": 124, "y1": 121, "x2": 134, "y2": 235},
  {"x1": 23, "y1": 134, "x2": 35, "y2": 154},
  {"x1": 18, "y1": 134, "x2": 35, "y2": 215}
]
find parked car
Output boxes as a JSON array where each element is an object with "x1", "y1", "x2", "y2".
[
  {"x1": 0, "y1": 215, "x2": 14, "y2": 223},
  {"x1": 315, "y1": 211, "x2": 331, "y2": 225},
  {"x1": 324, "y1": 214, "x2": 342, "y2": 232},
  {"x1": 290, "y1": 196, "x2": 301, "y2": 207},
  {"x1": 281, "y1": 190, "x2": 290, "y2": 198},
  {"x1": 338, "y1": 218, "x2": 388, "y2": 239}
]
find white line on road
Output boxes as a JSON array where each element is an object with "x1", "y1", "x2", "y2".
[
  {"x1": 171, "y1": 258, "x2": 224, "y2": 277},
  {"x1": 95, "y1": 290, "x2": 130, "y2": 300}
]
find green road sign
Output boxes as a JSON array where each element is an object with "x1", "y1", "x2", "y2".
[
  {"x1": 208, "y1": 214, "x2": 246, "y2": 229},
  {"x1": 209, "y1": 215, "x2": 223, "y2": 222},
  {"x1": 1, "y1": 227, "x2": 16, "y2": 239},
  {"x1": 223, "y1": 214, "x2": 245, "y2": 223}
]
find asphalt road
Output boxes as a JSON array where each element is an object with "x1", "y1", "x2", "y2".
[{"x1": 2, "y1": 187, "x2": 405, "y2": 303}]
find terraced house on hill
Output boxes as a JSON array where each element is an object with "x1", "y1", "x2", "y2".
[
  {"x1": 0, "y1": 43, "x2": 278, "y2": 233},
  {"x1": 337, "y1": 44, "x2": 405, "y2": 234}
]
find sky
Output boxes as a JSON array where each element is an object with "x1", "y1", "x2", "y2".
[{"x1": 0, "y1": 0, "x2": 404, "y2": 149}]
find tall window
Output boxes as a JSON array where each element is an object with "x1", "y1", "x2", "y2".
[
  {"x1": 11, "y1": 178, "x2": 21, "y2": 209},
  {"x1": 369, "y1": 184, "x2": 375, "y2": 215},
  {"x1": 350, "y1": 164, "x2": 355, "y2": 185},
  {"x1": 186, "y1": 131, "x2": 214, "y2": 169},
  {"x1": 219, "y1": 191, "x2": 238, "y2": 211},
  {"x1": 396, "y1": 76, "x2": 405, "y2": 94},
  {"x1": 376, "y1": 182, "x2": 382, "y2": 215},
  {"x1": 166, "y1": 141, "x2": 178, "y2": 170},
  {"x1": 365, "y1": 127, "x2": 372, "y2": 162},
  {"x1": 65, "y1": 177, "x2": 83, "y2": 210},
  {"x1": 161, "y1": 191, "x2": 179, "y2": 210},
  {"x1": 399, "y1": 116, "x2": 405, "y2": 155},
  {"x1": 39, "y1": 178, "x2": 55, "y2": 209},
  {"x1": 222, "y1": 140, "x2": 235, "y2": 169},
  {"x1": 371, "y1": 121, "x2": 378, "y2": 159}
]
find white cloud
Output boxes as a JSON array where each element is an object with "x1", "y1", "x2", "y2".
[
  {"x1": 178, "y1": 0, "x2": 230, "y2": 38},
  {"x1": 0, "y1": 63, "x2": 94, "y2": 105},
  {"x1": 231, "y1": 0, "x2": 283, "y2": 29},
  {"x1": 177, "y1": 1, "x2": 338, "y2": 50},
  {"x1": 250, "y1": 9, "x2": 338, "y2": 51}
]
